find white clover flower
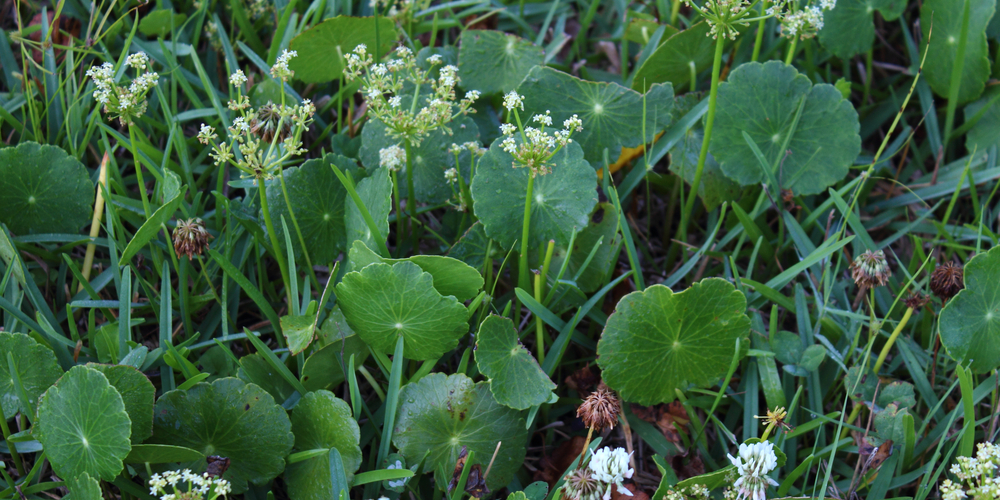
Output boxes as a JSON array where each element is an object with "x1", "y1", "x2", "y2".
[
  {"x1": 388, "y1": 96, "x2": 402, "y2": 108},
  {"x1": 126, "y1": 52, "x2": 149, "y2": 69},
  {"x1": 533, "y1": 111, "x2": 553, "y2": 126},
  {"x1": 500, "y1": 123, "x2": 517, "y2": 136},
  {"x1": 588, "y1": 447, "x2": 634, "y2": 500},
  {"x1": 229, "y1": 70, "x2": 247, "y2": 86},
  {"x1": 380, "y1": 145, "x2": 406, "y2": 171},
  {"x1": 727, "y1": 441, "x2": 779, "y2": 500},
  {"x1": 503, "y1": 91, "x2": 524, "y2": 111}
]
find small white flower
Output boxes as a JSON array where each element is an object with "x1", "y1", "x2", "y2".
[
  {"x1": 533, "y1": 110, "x2": 553, "y2": 126},
  {"x1": 503, "y1": 91, "x2": 524, "y2": 111},
  {"x1": 500, "y1": 123, "x2": 517, "y2": 135},
  {"x1": 197, "y1": 123, "x2": 217, "y2": 144},
  {"x1": 427, "y1": 54, "x2": 443, "y2": 65},
  {"x1": 563, "y1": 114, "x2": 583, "y2": 132},
  {"x1": 232, "y1": 116, "x2": 250, "y2": 133},
  {"x1": 445, "y1": 168, "x2": 458, "y2": 183},
  {"x1": 588, "y1": 447, "x2": 634, "y2": 500},
  {"x1": 465, "y1": 90, "x2": 481, "y2": 102},
  {"x1": 727, "y1": 441, "x2": 779, "y2": 500},
  {"x1": 389, "y1": 96, "x2": 402, "y2": 108},
  {"x1": 379, "y1": 145, "x2": 406, "y2": 171},
  {"x1": 354, "y1": 44, "x2": 368, "y2": 55},
  {"x1": 271, "y1": 49, "x2": 298, "y2": 80},
  {"x1": 501, "y1": 136, "x2": 517, "y2": 154},
  {"x1": 126, "y1": 52, "x2": 149, "y2": 69},
  {"x1": 229, "y1": 69, "x2": 247, "y2": 86},
  {"x1": 396, "y1": 46, "x2": 413, "y2": 58}
]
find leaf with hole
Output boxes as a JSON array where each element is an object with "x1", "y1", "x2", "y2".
[
  {"x1": 710, "y1": 61, "x2": 861, "y2": 195},
  {"x1": 471, "y1": 138, "x2": 597, "y2": 249},
  {"x1": 939, "y1": 246, "x2": 1000, "y2": 373},
  {"x1": 34, "y1": 366, "x2": 131, "y2": 481},
  {"x1": 0, "y1": 142, "x2": 92, "y2": 235},
  {"x1": 597, "y1": 278, "x2": 751, "y2": 405},
  {"x1": 336, "y1": 261, "x2": 469, "y2": 360},
  {"x1": 474, "y1": 315, "x2": 555, "y2": 410},
  {"x1": 393, "y1": 373, "x2": 528, "y2": 491},
  {"x1": 150, "y1": 378, "x2": 294, "y2": 493},
  {"x1": 518, "y1": 66, "x2": 674, "y2": 163}
]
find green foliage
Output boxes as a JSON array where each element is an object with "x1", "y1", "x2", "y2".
[
  {"x1": 458, "y1": 31, "x2": 543, "y2": 95},
  {"x1": 0, "y1": 142, "x2": 92, "y2": 235},
  {"x1": 289, "y1": 16, "x2": 400, "y2": 83},
  {"x1": 939, "y1": 246, "x2": 1000, "y2": 373},
  {"x1": 0, "y1": 332, "x2": 61, "y2": 418},
  {"x1": 920, "y1": 0, "x2": 996, "y2": 103},
  {"x1": 474, "y1": 315, "x2": 555, "y2": 409},
  {"x1": 818, "y1": 0, "x2": 905, "y2": 57},
  {"x1": 87, "y1": 364, "x2": 155, "y2": 444},
  {"x1": 286, "y1": 390, "x2": 363, "y2": 499},
  {"x1": 631, "y1": 22, "x2": 714, "y2": 92}
]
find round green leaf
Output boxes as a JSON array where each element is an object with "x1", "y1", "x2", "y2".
[
  {"x1": 348, "y1": 240, "x2": 485, "y2": 300},
  {"x1": 359, "y1": 113, "x2": 479, "y2": 205},
  {"x1": 920, "y1": 0, "x2": 995, "y2": 104},
  {"x1": 471, "y1": 138, "x2": 598, "y2": 249},
  {"x1": 35, "y1": 366, "x2": 131, "y2": 481},
  {"x1": 630, "y1": 22, "x2": 714, "y2": 92},
  {"x1": 965, "y1": 87, "x2": 1000, "y2": 153},
  {"x1": 346, "y1": 166, "x2": 392, "y2": 252},
  {"x1": 393, "y1": 373, "x2": 528, "y2": 491},
  {"x1": 0, "y1": 332, "x2": 61, "y2": 418},
  {"x1": 597, "y1": 279, "x2": 751, "y2": 405},
  {"x1": 336, "y1": 261, "x2": 470, "y2": 360},
  {"x1": 138, "y1": 10, "x2": 188, "y2": 37},
  {"x1": 64, "y1": 472, "x2": 102, "y2": 500},
  {"x1": 668, "y1": 95, "x2": 743, "y2": 210},
  {"x1": 289, "y1": 16, "x2": 399, "y2": 83},
  {"x1": 517, "y1": 66, "x2": 674, "y2": 163},
  {"x1": 265, "y1": 154, "x2": 361, "y2": 264},
  {"x1": 458, "y1": 30, "x2": 544, "y2": 95},
  {"x1": 818, "y1": 0, "x2": 905, "y2": 58},
  {"x1": 0, "y1": 142, "x2": 92, "y2": 235},
  {"x1": 301, "y1": 330, "x2": 370, "y2": 392},
  {"x1": 87, "y1": 364, "x2": 155, "y2": 444},
  {"x1": 150, "y1": 378, "x2": 294, "y2": 493},
  {"x1": 475, "y1": 315, "x2": 555, "y2": 410},
  {"x1": 939, "y1": 246, "x2": 1000, "y2": 373},
  {"x1": 286, "y1": 391, "x2": 362, "y2": 500},
  {"x1": 710, "y1": 61, "x2": 861, "y2": 196}
]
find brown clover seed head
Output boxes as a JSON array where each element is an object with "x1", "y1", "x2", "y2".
[
  {"x1": 173, "y1": 218, "x2": 211, "y2": 260},
  {"x1": 560, "y1": 468, "x2": 602, "y2": 500},
  {"x1": 850, "y1": 250, "x2": 892, "y2": 288},
  {"x1": 903, "y1": 292, "x2": 930, "y2": 310},
  {"x1": 577, "y1": 384, "x2": 621, "y2": 431},
  {"x1": 930, "y1": 261, "x2": 964, "y2": 302},
  {"x1": 250, "y1": 101, "x2": 291, "y2": 143}
]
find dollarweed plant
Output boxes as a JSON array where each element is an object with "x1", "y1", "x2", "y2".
[{"x1": 2, "y1": 0, "x2": 1000, "y2": 498}]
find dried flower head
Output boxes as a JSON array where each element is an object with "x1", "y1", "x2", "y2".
[
  {"x1": 727, "y1": 441, "x2": 779, "y2": 500},
  {"x1": 173, "y1": 218, "x2": 212, "y2": 260},
  {"x1": 930, "y1": 261, "x2": 964, "y2": 302},
  {"x1": 588, "y1": 447, "x2": 634, "y2": 500},
  {"x1": 577, "y1": 385, "x2": 621, "y2": 431},
  {"x1": 560, "y1": 468, "x2": 603, "y2": 500},
  {"x1": 903, "y1": 292, "x2": 930, "y2": 310},
  {"x1": 249, "y1": 101, "x2": 292, "y2": 143},
  {"x1": 850, "y1": 250, "x2": 892, "y2": 288}
]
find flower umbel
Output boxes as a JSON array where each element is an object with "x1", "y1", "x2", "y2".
[
  {"x1": 588, "y1": 447, "x2": 634, "y2": 500},
  {"x1": 727, "y1": 441, "x2": 779, "y2": 500},
  {"x1": 498, "y1": 103, "x2": 583, "y2": 177},
  {"x1": 148, "y1": 469, "x2": 231, "y2": 500},
  {"x1": 943, "y1": 442, "x2": 1000, "y2": 500},
  {"x1": 86, "y1": 53, "x2": 160, "y2": 126},
  {"x1": 850, "y1": 250, "x2": 892, "y2": 288}
]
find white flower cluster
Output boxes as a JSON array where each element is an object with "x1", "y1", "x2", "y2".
[
  {"x1": 498, "y1": 97, "x2": 583, "y2": 176},
  {"x1": 379, "y1": 145, "x2": 406, "y2": 171},
  {"x1": 685, "y1": 0, "x2": 756, "y2": 39},
  {"x1": 771, "y1": 0, "x2": 836, "y2": 39},
  {"x1": 148, "y1": 469, "x2": 231, "y2": 500},
  {"x1": 942, "y1": 442, "x2": 1000, "y2": 500},
  {"x1": 588, "y1": 447, "x2": 635, "y2": 500},
  {"x1": 196, "y1": 64, "x2": 315, "y2": 180},
  {"x1": 86, "y1": 52, "x2": 160, "y2": 126},
  {"x1": 727, "y1": 441, "x2": 779, "y2": 500},
  {"x1": 663, "y1": 483, "x2": 711, "y2": 500},
  {"x1": 271, "y1": 49, "x2": 297, "y2": 81},
  {"x1": 345, "y1": 44, "x2": 480, "y2": 146}
]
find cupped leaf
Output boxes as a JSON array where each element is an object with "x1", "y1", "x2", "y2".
[
  {"x1": 286, "y1": 391, "x2": 362, "y2": 500},
  {"x1": 597, "y1": 278, "x2": 751, "y2": 405},
  {"x1": 265, "y1": 154, "x2": 362, "y2": 265},
  {"x1": 34, "y1": 366, "x2": 131, "y2": 481},
  {"x1": 150, "y1": 378, "x2": 294, "y2": 493},
  {"x1": 710, "y1": 61, "x2": 861, "y2": 196},
  {"x1": 920, "y1": 0, "x2": 996, "y2": 104},
  {"x1": 939, "y1": 246, "x2": 1000, "y2": 373},
  {"x1": 64, "y1": 472, "x2": 102, "y2": 500},
  {"x1": 358, "y1": 113, "x2": 479, "y2": 204},
  {"x1": 348, "y1": 240, "x2": 484, "y2": 300},
  {"x1": 87, "y1": 364, "x2": 154, "y2": 444},
  {"x1": 336, "y1": 261, "x2": 469, "y2": 360},
  {"x1": 518, "y1": 66, "x2": 674, "y2": 163},
  {"x1": 471, "y1": 138, "x2": 598, "y2": 249},
  {"x1": 138, "y1": 9, "x2": 188, "y2": 37},
  {"x1": 393, "y1": 373, "x2": 528, "y2": 491},
  {"x1": 289, "y1": 16, "x2": 399, "y2": 83},
  {"x1": 475, "y1": 315, "x2": 555, "y2": 410},
  {"x1": 818, "y1": 0, "x2": 905, "y2": 58},
  {"x1": 345, "y1": 166, "x2": 392, "y2": 253},
  {"x1": 0, "y1": 332, "x2": 62, "y2": 418},
  {"x1": 0, "y1": 142, "x2": 92, "y2": 235},
  {"x1": 458, "y1": 30, "x2": 544, "y2": 95},
  {"x1": 630, "y1": 22, "x2": 714, "y2": 92},
  {"x1": 281, "y1": 314, "x2": 316, "y2": 356},
  {"x1": 300, "y1": 333, "x2": 370, "y2": 392}
]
